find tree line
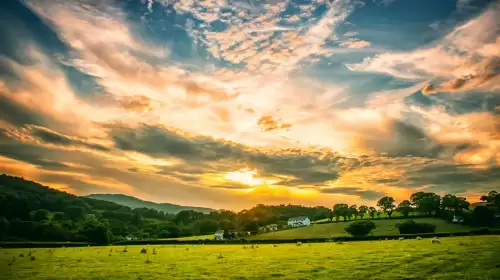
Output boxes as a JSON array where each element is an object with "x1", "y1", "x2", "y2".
[{"x1": 0, "y1": 174, "x2": 498, "y2": 244}]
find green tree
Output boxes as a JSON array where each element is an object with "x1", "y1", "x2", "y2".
[
  {"x1": 368, "y1": 207, "x2": 377, "y2": 219},
  {"x1": 358, "y1": 206, "x2": 368, "y2": 219},
  {"x1": 333, "y1": 204, "x2": 349, "y2": 221},
  {"x1": 81, "y1": 220, "x2": 111, "y2": 245},
  {"x1": 344, "y1": 221, "x2": 376, "y2": 237},
  {"x1": 66, "y1": 206, "x2": 86, "y2": 221},
  {"x1": 348, "y1": 205, "x2": 358, "y2": 220},
  {"x1": 410, "y1": 192, "x2": 441, "y2": 215},
  {"x1": 243, "y1": 220, "x2": 259, "y2": 234},
  {"x1": 0, "y1": 216, "x2": 8, "y2": 240},
  {"x1": 480, "y1": 191, "x2": 500, "y2": 209},
  {"x1": 192, "y1": 219, "x2": 218, "y2": 235},
  {"x1": 31, "y1": 209, "x2": 50, "y2": 222},
  {"x1": 377, "y1": 196, "x2": 396, "y2": 218},
  {"x1": 52, "y1": 212, "x2": 65, "y2": 221},
  {"x1": 472, "y1": 206, "x2": 495, "y2": 227},
  {"x1": 397, "y1": 200, "x2": 413, "y2": 217},
  {"x1": 442, "y1": 194, "x2": 470, "y2": 214}
]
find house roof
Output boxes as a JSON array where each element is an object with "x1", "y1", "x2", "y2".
[
  {"x1": 215, "y1": 230, "x2": 225, "y2": 234},
  {"x1": 288, "y1": 216, "x2": 309, "y2": 222}
]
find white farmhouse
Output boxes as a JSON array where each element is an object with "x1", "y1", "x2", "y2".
[
  {"x1": 214, "y1": 230, "x2": 225, "y2": 240},
  {"x1": 287, "y1": 216, "x2": 311, "y2": 228}
]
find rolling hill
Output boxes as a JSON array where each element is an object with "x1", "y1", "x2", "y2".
[
  {"x1": 86, "y1": 194, "x2": 215, "y2": 214},
  {"x1": 250, "y1": 218, "x2": 477, "y2": 240}
]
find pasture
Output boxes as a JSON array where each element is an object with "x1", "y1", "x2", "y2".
[
  {"x1": 251, "y1": 218, "x2": 474, "y2": 240},
  {"x1": 2, "y1": 236, "x2": 500, "y2": 280}
]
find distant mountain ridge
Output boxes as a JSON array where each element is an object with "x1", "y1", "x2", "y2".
[{"x1": 85, "y1": 194, "x2": 215, "y2": 214}]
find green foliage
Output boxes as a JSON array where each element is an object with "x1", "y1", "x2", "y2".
[
  {"x1": 66, "y1": 207, "x2": 86, "y2": 221},
  {"x1": 344, "y1": 221, "x2": 376, "y2": 237},
  {"x1": 410, "y1": 192, "x2": 441, "y2": 215},
  {"x1": 397, "y1": 200, "x2": 413, "y2": 217},
  {"x1": 80, "y1": 220, "x2": 112, "y2": 245},
  {"x1": 31, "y1": 209, "x2": 50, "y2": 222},
  {"x1": 377, "y1": 196, "x2": 396, "y2": 217},
  {"x1": 191, "y1": 219, "x2": 218, "y2": 235},
  {"x1": 0, "y1": 216, "x2": 8, "y2": 240},
  {"x1": 368, "y1": 207, "x2": 377, "y2": 218},
  {"x1": 480, "y1": 191, "x2": 500, "y2": 209},
  {"x1": 358, "y1": 206, "x2": 368, "y2": 219},
  {"x1": 51, "y1": 212, "x2": 65, "y2": 221},
  {"x1": 396, "y1": 220, "x2": 436, "y2": 234},
  {"x1": 333, "y1": 204, "x2": 349, "y2": 221},
  {"x1": 442, "y1": 194, "x2": 470, "y2": 213},
  {"x1": 472, "y1": 206, "x2": 495, "y2": 227}
]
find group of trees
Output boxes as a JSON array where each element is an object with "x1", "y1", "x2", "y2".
[
  {"x1": 330, "y1": 191, "x2": 499, "y2": 228},
  {"x1": 0, "y1": 174, "x2": 498, "y2": 244}
]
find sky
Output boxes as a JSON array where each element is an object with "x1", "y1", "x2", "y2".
[{"x1": 0, "y1": 0, "x2": 498, "y2": 210}]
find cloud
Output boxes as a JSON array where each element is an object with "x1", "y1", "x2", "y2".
[
  {"x1": 340, "y1": 39, "x2": 371, "y2": 49},
  {"x1": 347, "y1": 2, "x2": 500, "y2": 94},
  {"x1": 257, "y1": 116, "x2": 293, "y2": 132},
  {"x1": 319, "y1": 187, "x2": 385, "y2": 200},
  {"x1": 24, "y1": 125, "x2": 110, "y2": 152}
]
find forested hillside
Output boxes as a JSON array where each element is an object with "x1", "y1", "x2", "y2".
[{"x1": 86, "y1": 194, "x2": 214, "y2": 214}]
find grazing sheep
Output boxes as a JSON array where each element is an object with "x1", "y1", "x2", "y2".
[
  {"x1": 273, "y1": 244, "x2": 277, "y2": 247},
  {"x1": 152, "y1": 248, "x2": 157, "y2": 255},
  {"x1": 431, "y1": 237, "x2": 441, "y2": 244},
  {"x1": 30, "y1": 256, "x2": 36, "y2": 261},
  {"x1": 140, "y1": 248, "x2": 147, "y2": 254},
  {"x1": 122, "y1": 246, "x2": 128, "y2": 253},
  {"x1": 296, "y1": 242, "x2": 302, "y2": 246},
  {"x1": 416, "y1": 236, "x2": 422, "y2": 240},
  {"x1": 217, "y1": 253, "x2": 224, "y2": 259},
  {"x1": 399, "y1": 237, "x2": 404, "y2": 240},
  {"x1": 19, "y1": 253, "x2": 24, "y2": 257},
  {"x1": 251, "y1": 245, "x2": 254, "y2": 249},
  {"x1": 256, "y1": 245, "x2": 259, "y2": 248}
]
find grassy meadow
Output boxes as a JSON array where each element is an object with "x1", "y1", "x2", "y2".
[
  {"x1": 251, "y1": 218, "x2": 474, "y2": 240},
  {"x1": 2, "y1": 236, "x2": 500, "y2": 280}
]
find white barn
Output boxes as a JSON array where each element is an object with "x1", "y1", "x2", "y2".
[{"x1": 287, "y1": 216, "x2": 311, "y2": 228}]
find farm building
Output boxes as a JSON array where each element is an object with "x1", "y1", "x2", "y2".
[
  {"x1": 266, "y1": 224, "x2": 278, "y2": 231},
  {"x1": 125, "y1": 234, "x2": 137, "y2": 241},
  {"x1": 287, "y1": 216, "x2": 311, "y2": 227},
  {"x1": 214, "y1": 230, "x2": 224, "y2": 240}
]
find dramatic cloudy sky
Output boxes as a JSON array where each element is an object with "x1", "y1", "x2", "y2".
[{"x1": 0, "y1": 0, "x2": 498, "y2": 210}]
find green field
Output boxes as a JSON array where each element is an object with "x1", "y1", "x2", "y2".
[
  {"x1": 168, "y1": 234, "x2": 214, "y2": 241},
  {"x1": 2, "y1": 236, "x2": 500, "y2": 279},
  {"x1": 251, "y1": 218, "x2": 474, "y2": 240}
]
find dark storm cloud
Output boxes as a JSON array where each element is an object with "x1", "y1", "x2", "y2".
[
  {"x1": 108, "y1": 123, "x2": 349, "y2": 186},
  {"x1": 26, "y1": 125, "x2": 110, "y2": 152},
  {"x1": 0, "y1": 130, "x2": 69, "y2": 169},
  {"x1": 319, "y1": 187, "x2": 385, "y2": 200},
  {"x1": 0, "y1": 95, "x2": 50, "y2": 127}
]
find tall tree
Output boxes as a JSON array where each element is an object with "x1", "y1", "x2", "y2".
[
  {"x1": 397, "y1": 200, "x2": 413, "y2": 217},
  {"x1": 333, "y1": 204, "x2": 349, "y2": 221},
  {"x1": 31, "y1": 209, "x2": 50, "y2": 222},
  {"x1": 358, "y1": 206, "x2": 368, "y2": 219},
  {"x1": 410, "y1": 192, "x2": 441, "y2": 215},
  {"x1": 348, "y1": 205, "x2": 358, "y2": 220},
  {"x1": 442, "y1": 194, "x2": 470, "y2": 214},
  {"x1": 377, "y1": 196, "x2": 396, "y2": 218},
  {"x1": 480, "y1": 191, "x2": 500, "y2": 209},
  {"x1": 368, "y1": 207, "x2": 377, "y2": 219}
]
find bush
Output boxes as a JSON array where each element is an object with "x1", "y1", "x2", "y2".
[
  {"x1": 396, "y1": 220, "x2": 436, "y2": 234},
  {"x1": 344, "y1": 221, "x2": 376, "y2": 237}
]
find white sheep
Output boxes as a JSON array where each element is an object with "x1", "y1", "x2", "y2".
[
  {"x1": 398, "y1": 237, "x2": 404, "y2": 240},
  {"x1": 296, "y1": 241, "x2": 302, "y2": 246},
  {"x1": 431, "y1": 237, "x2": 441, "y2": 244},
  {"x1": 416, "y1": 236, "x2": 422, "y2": 240}
]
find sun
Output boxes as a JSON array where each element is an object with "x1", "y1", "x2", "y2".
[{"x1": 224, "y1": 169, "x2": 276, "y2": 186}]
